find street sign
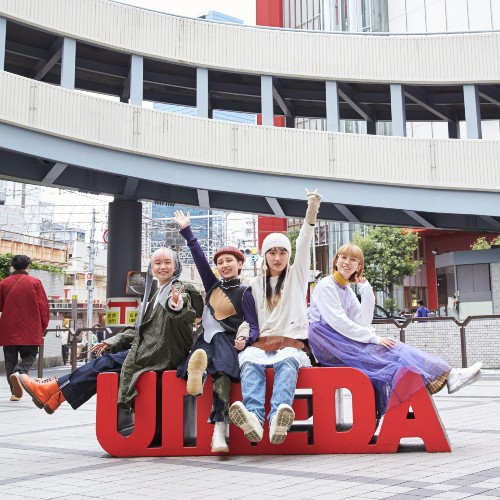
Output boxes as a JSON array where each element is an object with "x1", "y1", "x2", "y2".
[{"x1": 106, "y1": 297, "x2": 140, "y2": 326}]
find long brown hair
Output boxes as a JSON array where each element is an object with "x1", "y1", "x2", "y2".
[{"x1": 265, "y1": 267, "x2": 287, "y2": 310}]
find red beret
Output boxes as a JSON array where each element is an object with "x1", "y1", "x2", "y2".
[{"x1": 213, "y1": 246, "x2": 245, "y2": 264}]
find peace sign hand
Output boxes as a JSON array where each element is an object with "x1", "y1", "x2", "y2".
[
  {"x1": 304, "y1": 188, "x2": 322, "y2": 225},
  {"x1": 305, "y1": 188, "x2": 322, "y2": 203},
  {"x1": 170, "y1": 284, "x2": 185, "y2": 309}
]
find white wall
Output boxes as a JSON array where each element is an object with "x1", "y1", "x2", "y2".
[{"x1": 374, "y1": 317, "x2": 500, "y2": 368}]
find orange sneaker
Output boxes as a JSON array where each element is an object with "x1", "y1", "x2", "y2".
[{"x1": 17, "y1": 374, "x2": 62, "y2": 412}]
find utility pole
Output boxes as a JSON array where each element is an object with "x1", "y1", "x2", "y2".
[{"x1": 86, "y1": 209, "x2": 96, "y2": 362}]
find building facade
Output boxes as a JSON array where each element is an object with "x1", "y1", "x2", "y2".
[{"x1": 256, "y1": 0, "x2": 500, "y2": 312}]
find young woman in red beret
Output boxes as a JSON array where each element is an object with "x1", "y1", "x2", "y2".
[{"x1": 174, "y1": 210, "x2": 250, "y2": 453}]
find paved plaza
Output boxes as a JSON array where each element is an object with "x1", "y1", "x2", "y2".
[{"x1": 0, "y1": 365, "x2": 499, "y2": 500}]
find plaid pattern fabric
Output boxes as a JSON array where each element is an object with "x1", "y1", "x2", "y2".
[{"x1": 427, "y1": 372, "x2": 450, "y2": 394}]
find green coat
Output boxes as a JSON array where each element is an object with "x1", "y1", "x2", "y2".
[{"x1": 105, "y1": 282, "x2": 203, "y2": 408}]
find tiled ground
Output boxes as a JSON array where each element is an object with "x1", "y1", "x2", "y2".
[{"x1": 0, "y1": 365, "x2": 499, "y2": 499}]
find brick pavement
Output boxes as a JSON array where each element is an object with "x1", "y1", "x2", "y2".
[{"x1": 0, "y1": 365, "x2": 499, "y2": 499}]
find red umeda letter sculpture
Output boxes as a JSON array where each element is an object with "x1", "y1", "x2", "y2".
[{"x1": 96, "y1": 367, "x2": 450, "y2": 457}]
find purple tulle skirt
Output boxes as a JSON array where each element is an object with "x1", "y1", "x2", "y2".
[{"x1": 309, "y1": 321, "x2": 451, "y2": 417}]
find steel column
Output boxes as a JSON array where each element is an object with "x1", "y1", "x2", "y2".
[
  {"x1": 463, "y1": 84, "x2": 482, "y2": 139},
  {"x1": 261, "y1": 75, "x2": 274, "y2": 126},
  {"x1": 197, "y1": 67, "x2": 209, "y2": 118},
  {"x1": 60, "y1": 37, "x2": 76, "y2": 89},
  {"x1": 325, "y1": 80, "x2": 340, "y2": 132},
  {"x1": 106, "y1": 200, "x2": 142, "y2": 299},
  {"x1": 390, "y1": 84, "x2": 407, "y2": 137},
  {"x1": 130, "y1": 55, "x2": 143, "y2": 106},
  {"x1": 0, "y1": 17, "x2": 6, "y2": 71}
]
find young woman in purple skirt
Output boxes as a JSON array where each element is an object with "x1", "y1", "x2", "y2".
[{"x1": 308, "y1": 243, "x2": 482, "y2": 418}]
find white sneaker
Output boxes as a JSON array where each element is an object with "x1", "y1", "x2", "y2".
[
  {"x1": 186, "y1": 349, "x2": 207, "y2": 396},
  {"x1": 211, "y1": 422, "x2": 229, "y2": 453},
  {"x1": 447, "y1": 362, "x2": 483, "y2": 394},
  {"x1": 228, "y1": 401, "x2": 263, "y2": 443},
  {"x1": 269, "y1": 403, "x2": 295, "y2": 445}
]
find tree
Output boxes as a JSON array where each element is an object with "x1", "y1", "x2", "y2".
[
  {"x1": 285, "y1": 228, "x2": 300, "y2": 264},
  {"x1": 0, "y1": 253, "x2": 63, "y2": 280},
  {"x1": 471, "y1": 237, "x2": 491, "y2": 250},
  {"x1": 471, "y1": 235, "x2": 500, "y2": 250},
  {"x1": 352, "y1": 226, "x2": 421, "y2": 310},
  {"x1": 0, "y1": 253, "x2": 13, "y2": 280},
  {"x1": 285, "y1": 227, "x2": 315, "y2": 266}
]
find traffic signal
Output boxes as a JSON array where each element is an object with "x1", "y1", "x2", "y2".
[
  {"x1": 251, "y1": 247, "x2": 258, "y2": 262},
  {"x1": 86, "y1": 272, "x2": 93, "y2": 289}
]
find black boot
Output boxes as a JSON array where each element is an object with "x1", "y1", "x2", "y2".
[{"x1": 117, "y1": 405, "x2": 134, "y2": 437}]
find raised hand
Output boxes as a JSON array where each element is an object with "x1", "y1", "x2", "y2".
[
  {"x1": 173, "y1": 210, "x2": 191, "y2": 229},
  {"x1": 304, "y1": 188, "x2": 322, "y2": 225},
  {"x1": 170, "y1": 284, "x2": 185, "y2": 309},
  {"x1": 305, "y1": 188, "x2": 322, "y2": 203}
]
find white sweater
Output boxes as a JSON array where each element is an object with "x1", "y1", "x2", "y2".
[
  {"x1": 249, "y1": 221, "x2": 313, "y2": 340},
  {"x1": 309, "y1": 276, "x2": 381, "y2": 344}
]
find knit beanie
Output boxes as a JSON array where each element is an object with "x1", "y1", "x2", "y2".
[
  {"x1": 213, "y1": 246, "x2": 245, "y2": 264},
  {"x1": 261, "y1": 233, "x2": 291, "y2": 256}
]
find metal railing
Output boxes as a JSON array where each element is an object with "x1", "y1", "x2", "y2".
[
  {"x1": 39, "y1": 326, "x2": 113, "y2": 376},
  {"x1": 37, "y1": 315, "x2": 500, "y2": 376},
  {"x1": 373, "y1": 314, "x2": 500, "y2": 368}
]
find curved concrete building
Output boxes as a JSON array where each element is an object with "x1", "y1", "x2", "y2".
[{"x1": 0, "y1": 0, "x2": 499, "y2": 230}]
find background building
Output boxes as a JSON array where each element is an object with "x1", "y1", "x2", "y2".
[
  {"x1": 146, "y1": 11, "x2": 255, "y2": 268},
  {"x1": 256, "y1": 0, "x2": 500, "y2": 313}
]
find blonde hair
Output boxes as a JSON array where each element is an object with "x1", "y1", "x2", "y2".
[{"x1": 332, "y1": 243, "x2": 365, "y2": 283}]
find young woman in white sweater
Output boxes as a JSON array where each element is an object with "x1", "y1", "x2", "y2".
[
  {"x1": 309, "y1": 243, "x2": 482, "y2": 419},
  {"x1": 229, "y1": 189, "x2": 321, "y2": 445}
]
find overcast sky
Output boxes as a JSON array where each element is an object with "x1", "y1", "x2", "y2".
[{"x1": 117, "y1": 0, "x2": 256, "y2": 24}]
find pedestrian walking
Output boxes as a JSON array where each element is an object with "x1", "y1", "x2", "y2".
[{"x1": 0, "y1": 255, "x2": 49, "y2": 401}]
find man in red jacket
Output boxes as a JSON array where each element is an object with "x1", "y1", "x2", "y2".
[{"x1": 0, "y1": 255, "x2": 49, "y2": 401}]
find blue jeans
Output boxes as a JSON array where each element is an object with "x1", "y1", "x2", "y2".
[{"x1": 240, "y1": 357, "x2": 299, "y2": 424}]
